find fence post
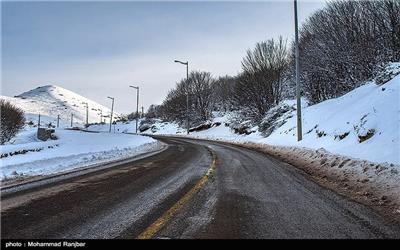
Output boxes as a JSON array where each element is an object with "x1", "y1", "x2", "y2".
[
  {"x1": 57, "y1": 115, "x2": 60, "y2": 128},
  {"x1": 70, "y1": 114, "x2": 73, "y2": 127}
]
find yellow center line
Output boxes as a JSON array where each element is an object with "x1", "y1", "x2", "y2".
[{"x1": 136, "y1": 147, "x2": 218, "y2": 239}]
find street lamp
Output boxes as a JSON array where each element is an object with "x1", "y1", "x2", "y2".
[
  {"x1": 294, "y1": 0, "x2": 302, "y2": 141},
  {"x1": 129, "y1": 85, "x2": 140, "y2": 134},
  {"x1": 174, "y1": 59, "x2": 189, "y2": 134},
  {"x1": 107, "y1": 96, "x2": 115, "y2": 133},
  {"x1": 84, "y1": 102, "x2": 89, "y2": 127}
]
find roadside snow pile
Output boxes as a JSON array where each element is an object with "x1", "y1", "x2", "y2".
[
  {"x1": 0, "y1": 85, "x2": 120, "y2": 128},
  {"x1": 0, "y1": 129, "x2": 161, "y2": 181},
  {"x1": 240, "y1": 142, "x2": 400, "y2": 216}
]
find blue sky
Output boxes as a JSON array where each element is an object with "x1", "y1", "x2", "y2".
[{"x1": 2, "y1": 1, "x2": 326, "y2": 113}]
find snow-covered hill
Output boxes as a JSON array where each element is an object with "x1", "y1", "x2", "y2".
[
  {"x1": 264, "y1": 74, "x2": 400, "y2": 165},
  {"x1": 1, "y1": 85, "x2": 121, "y2": 127}
]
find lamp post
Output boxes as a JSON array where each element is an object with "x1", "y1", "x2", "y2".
[
  {"x1": 129, "y1": 85, "x2": 140, "y2": 134},
  {"x1": 107, "y1": 96, "x2": 114, "y2": 133},
  {"x1": 174, "y1": 59, "x2": 189, "y2": 134},
  {"x1": 84, "y1": 102, "x2": 89, "y2": 127},
  {"x1": 294, "y1": 0, "x2": 302, "y2": 141}
]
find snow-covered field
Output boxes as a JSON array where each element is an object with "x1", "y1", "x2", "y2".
[
  {"x1": 0, "y1": 86, "x2": 159, "y2": 181},
  {"x1": 0, "y1": 128, "x2": 161, "y2": 181}
]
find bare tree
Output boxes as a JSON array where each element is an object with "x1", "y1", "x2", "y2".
[
  {"x1": 158, "y1": 71, "x2": 215, "y2": 126},
  {"x1": 236, "y1": 37, "x2": 290, "y2": 120},
  {"x1": 299, "y1": 0, "x2": 400, "y2": 104},
  {"x1": 188, "y1": 71, "x2": 215, "y2": 121},
  {"x1": 212, "y1": 76, "x2": 237, "y2": 112}
]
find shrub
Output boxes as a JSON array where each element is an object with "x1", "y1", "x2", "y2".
[
  {"x1": 374, "y1": 62, "x2": 400, "y2": 85},
  {"x1": 358, "y1": 129, "x2": 375, "y2": 143},
  {"x1": 0, "y1": 100, "x2": 25, "y2": 144}
]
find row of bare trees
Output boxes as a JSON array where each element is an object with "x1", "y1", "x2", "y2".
[
  {"x1": 233, "y1": 37, "x2": 290, "y2": 120},
  {"x1": 153, "y1": 37, "x2": 289, "y2": 124},
  {"x1": 157, "y1": 72, "x2": 215, "y2": 126},
  {"x1": 299, "y1": 0, "x2": 399, "y2": 104},
  {"x1": 149, "y1": 0, "x2": 399, "y2": 125}
]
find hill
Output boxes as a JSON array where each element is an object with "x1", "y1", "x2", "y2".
[{"x1": 1, "y1": 85, "x2": 120, "y2": 127}]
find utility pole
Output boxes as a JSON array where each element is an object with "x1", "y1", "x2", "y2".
[
  {"x1": 100, "y1": 109, "x2": 103, "y2": 124},
  {"x1": 174, "y1": 60, "x2": 190, "y2": 134},
  {"x1": 107, "y1": 96, "x2": 115, "y2": 133},
  {"x1": 294, "y1": 0, "x2": 302, "y2": 141},
  {"x1": 57, "y1": 115, "x2": 60, "y2": 128},
  {"x1": 70, "y1": 114, "x2": 73, "y2": 127},
  {"x1": 129, "y1": 85, "x2": 140, "y2": 134}
]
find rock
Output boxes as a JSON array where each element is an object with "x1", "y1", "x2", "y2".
[
  {"x1": 37, "y1": 128, "x2": 56, "y2": 141},
  {"x1": 189, "y1": 122, "x2": 212, "y2": 132},
  {"x1": 139, "y1": 123, "x2": 150, "y2": 132}
]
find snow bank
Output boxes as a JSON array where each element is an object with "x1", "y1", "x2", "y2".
[
  {"x1": 264, "y1": 75, "x2": 400, "y2": 165},
  {"x1": 227, "y1": 142, "x2": 400, "y2": 218},
  {"x1": 0, "y1": 129, "x2": 161, "y2": 181}
]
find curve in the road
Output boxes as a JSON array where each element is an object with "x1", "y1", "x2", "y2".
[{"x1": 1, "y1": 136, "x2": 400, "y2": 239}]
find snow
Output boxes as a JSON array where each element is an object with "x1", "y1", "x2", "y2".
[
  {"x1": 240, "y1": 142, "x2": 400, "y2": 212},
  {"x1": 0, "y1": 85, "x2": 160, "y2": 181},
  {"x1": 0, "y1": 128, "x2": 161, "y2": 180},
  {"x1": 89, "y1": 118, "x2": 186, "y2": 135},
  {"x1": 1, "y1": 85, "x2": 121, "y2": 128},
  {"x1": 264, "y1": 75, "x2": 400, "y2": 165}
]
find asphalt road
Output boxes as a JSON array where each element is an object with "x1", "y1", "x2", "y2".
[{"x1": 1, "y1": 136, "x2": 400, "y2": 239}]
